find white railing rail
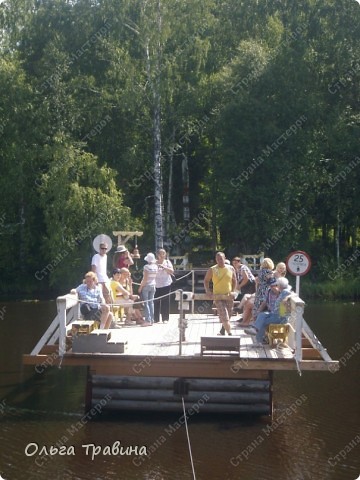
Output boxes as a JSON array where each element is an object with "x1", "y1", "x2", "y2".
[
  {"x1": 30, "y1": 284, "x2": 333, "y2": 368},
  {"x1": 287, "y1": 294, "x2": 305, "y2": 370},
  {"x1": 56, "y1": 293, "x2": 79, "y2": 356},
  {"x1": 288, "y1": 293, "x2": 333, "y2": 372},
  {"x1": 30, "y1": 292, "x2": 78, "y2": 357}
]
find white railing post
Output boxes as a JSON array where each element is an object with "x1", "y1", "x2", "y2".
[
  {"x1": 191, "y1": 269, "x2": 195, "y2": 313},
  {"x1": 287, "y1": 294, "x2": 305, "y2": 373},
  {"x1": 57, "y1": 297, "x2": 67, "y2": 357},
  {"x1": 178, "y1": 289, "x2": 184, "y2": 355},
  {"x1": 295, "y1": 304, "x2": 303, "y2": 362}
]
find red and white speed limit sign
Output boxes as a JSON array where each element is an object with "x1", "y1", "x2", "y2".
[{"x1": 286, "y1": 251, "x2": 311, "y2": 276}]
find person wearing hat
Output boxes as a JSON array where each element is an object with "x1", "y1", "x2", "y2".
[
  {"x1": 113, "y1": 245, "x2": 134, "y2": 270},
  {"x1": 91, "y1": 242, "x2": 111, "y2": 304},
  {"x1": 138, "y1": 253, "x2": 158, "y2": 325}
]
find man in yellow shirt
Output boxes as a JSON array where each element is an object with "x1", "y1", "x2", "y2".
[{"x1": 204, "y1": 252, "x2": 237, "y2": 335}]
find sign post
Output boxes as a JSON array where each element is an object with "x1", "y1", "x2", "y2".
[{"x1": 286, "y1": 250, "x2": 311, "y2": 295}]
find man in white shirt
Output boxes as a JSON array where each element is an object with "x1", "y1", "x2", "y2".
[{"x1": 91, "y1": 242, "x2": 111, "y2": 303}]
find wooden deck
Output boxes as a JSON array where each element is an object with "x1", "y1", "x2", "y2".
[
  {"x1": 23, "y1": 307, "x2": 338, "y2": 374},
  {"x1": 21, "y1": 291, "x2": 339, "y2": 415},
  {"x1": 95, "y1": 314, "x2": 296, "y2": 359}
]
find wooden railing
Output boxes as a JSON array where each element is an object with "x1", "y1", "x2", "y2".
[
  {"x1": 284, "y1": 294, "x2": 333, "y2": 371},
  {"x1": 29, "y1": 283, "x2": 334, "y2": 370},
  {"x1": 240, "y1": 252, "x2": 264, "y2": 270},
  {"x1": 30, "y1": 292, "x2": 78, "y2": 357},
  {"x1": 169, "y1": 254, "x2": 191, "y2": 270},
  {"x1": 176, "y1": 290, "x2": 334, "y2": 369},
  {"x1": 56, "y1": 293, "x2": 79, "y2": 356},
  {"x1": 287, "y1": 293, "x2": 305, "y2": 367}
]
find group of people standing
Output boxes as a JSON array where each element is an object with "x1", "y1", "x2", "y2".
[
  {"x1": 75, "y1": 241, "x2": 292, "y2": 343},
  {"x1": 75, "y1": 242, "x2": 174, "y2": 329},
  {"x1": 204, "y1": 252, "x2": 293, "y2": 345}
]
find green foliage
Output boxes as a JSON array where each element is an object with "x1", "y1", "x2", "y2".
[
  {"x1": 37, "y1": 144, "x2": 131, "y2": 288},
  {"x1": 0, "y1": 0, "x2": 359, "y2": 297}
]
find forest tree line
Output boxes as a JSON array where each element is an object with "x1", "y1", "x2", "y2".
[{"x1": 0, "y1": 0, "x2": 359, "y2": 297}]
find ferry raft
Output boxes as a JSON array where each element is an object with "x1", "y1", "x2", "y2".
[{"x1": 22, "y1": 274, "x2": 339, "y2": 418}]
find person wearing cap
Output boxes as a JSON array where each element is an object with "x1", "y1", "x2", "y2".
[
  {"x1": 245, "y1": 277, "x2": 293, "y2": 344},
  {"x1": 113, "y1": 245, "x2": 134, "y2": 270},
  {"x1": 138, "y1": 253, "x2": 158, "y2": 325},
  {"x1": 91, "y1": 242, "x2": 111, "y2": 304}
]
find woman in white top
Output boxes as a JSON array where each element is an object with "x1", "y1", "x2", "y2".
[
  {"x1": 154, "y1": 249, "x2": 174, "y2": 323},
  {"x1": 138, "y1": 253, "x2": 158, "y2": 325}
]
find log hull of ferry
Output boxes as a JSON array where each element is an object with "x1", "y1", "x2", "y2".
[{"x1": 87, "y1": 371, "x2": 273, "y2": 416}]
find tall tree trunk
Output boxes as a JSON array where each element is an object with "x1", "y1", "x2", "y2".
[
  {"x1": 182, "y1": 153, "x2": 190, "y2": 224},
  {"x1": 165, "y1": 126, "x2": 175, "y2": 248},
  {"x1": 153, "y1": 92, "x2": 164, "y2": 251},
  {"x1": 145, "y1": 0, "x2": 164, "y2": 251}
]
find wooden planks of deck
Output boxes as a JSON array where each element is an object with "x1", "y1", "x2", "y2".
[
  {"x1": 105, "y1": 312, "x2": 294, "y2": 360},
  {"x1": 22, "y1": 310, "x2": 339, "y2": 373}
]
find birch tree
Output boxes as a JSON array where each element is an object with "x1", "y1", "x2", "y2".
[{"x1": 144, "y1": 0, "x2": 164, "y2": 250}]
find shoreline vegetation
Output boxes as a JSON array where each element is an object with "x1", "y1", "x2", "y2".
[{"x1": 300, "y1": 278, "x2": 360, "y2": 301}]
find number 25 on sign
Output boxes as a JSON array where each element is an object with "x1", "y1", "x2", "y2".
[{"x1": 286, "y1": 250, "x2": 312, "y2": 295}]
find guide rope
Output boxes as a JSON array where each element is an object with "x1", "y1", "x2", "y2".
[
  {"x1": 181, "y1": 396, "x2": 197, "y2": 480},
  {"x1": 76, "y1": 288, "x2": 178, "y2": 307}
]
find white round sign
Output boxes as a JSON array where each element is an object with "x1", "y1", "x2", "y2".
[
  {"x1": 286, "y1": 250, "x2": 311, "y2": 276},
  {"x1": 92, "y1": 234, "x2": 113, "y2": 253}
]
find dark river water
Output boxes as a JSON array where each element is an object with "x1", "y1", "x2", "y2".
[{"x1": 0, "y1": 300, "x2": 359, "y2": 480}]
